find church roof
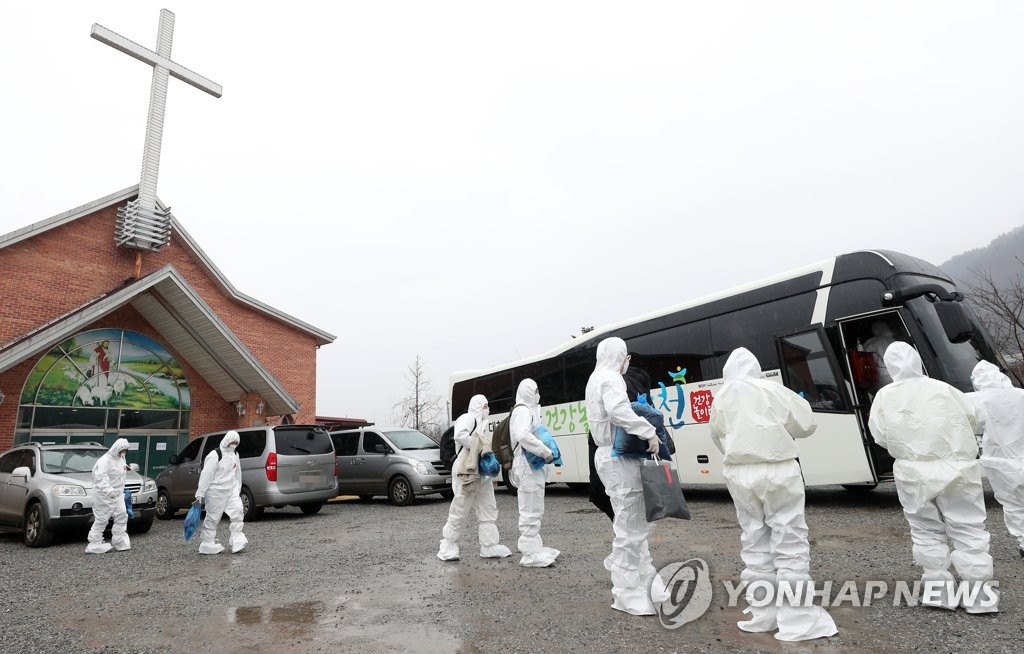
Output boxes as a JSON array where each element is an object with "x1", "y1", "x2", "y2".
[
  {"x1": 0, "y1": 264, "x2": 301, "y2": 416},
  {"x1": 0, "y1": 185, "x2": 335, "y2": 345}
]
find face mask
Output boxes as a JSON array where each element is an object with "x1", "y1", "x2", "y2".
[{"x1": 619, "y1": 355, "x2": 631, "y2": 375}]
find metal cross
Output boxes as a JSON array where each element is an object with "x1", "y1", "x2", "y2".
[{"x1": 91, "y1": 9, "x2": 222, "y2": 251}]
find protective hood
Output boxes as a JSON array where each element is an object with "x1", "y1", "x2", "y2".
[
  {"x1": 723, "y1": 348, "x2": 761, "y2": 382},
  {"x1": 883, "y1": 342, "x2": 923, "y2": 382},
  {"x1": 594, "y1": 337, "x2": 628, "y2": 373},
  {"x1": 516, "y1": 378, "x2": 540, "y2": 407},
  {"x1": 108, "y1": 438, "x2": 131, "y2": 458},
  {"x1": 468, "y1": 394, "x2": 490, "y2": 422},
  {"x1": 971, "y1": 360, "x2": 1013, "y2": 391},
  {"x1": 220, "y1": 430, "x2": 240, "y2": 452},
  {"x1": 871, "y1": 322, "x2": 894, "y2": 339}
]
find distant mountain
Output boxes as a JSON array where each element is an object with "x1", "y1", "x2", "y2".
[{"x1": 940, "y1": 225, "x2": 1024, "y2": 288}]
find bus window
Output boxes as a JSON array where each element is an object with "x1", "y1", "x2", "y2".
[
  {"x1": 625, "y1": 319, "x2": 715, "y2": 388},
  {"x1": 474, "y1": 371, "x2": 514, "y2": 414},
  {"x1": 776, "y1": 328, "x2": 848, "y2": 411},
  {"x1": 514, "y1": 358, "x2": 564, "y2": 406},
  {"x1": 710, "y1": 293, "x2": 816, "y2": 372},
  {"x1": 905, "y1": 296, "x2": 1001, "y2": 392}
]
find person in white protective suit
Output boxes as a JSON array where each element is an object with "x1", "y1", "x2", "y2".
[
  {"x1": 585, "y1": 337, "x2": 664, "y2": 614},
  {"x1": 195, "y1": 431, "x2": 248, "y2": 555},
  {"x1": 868, "y1": 342, "x2": 998, "y2": 613},
  {"x1": 967, "y1": 360, "x2": 1024, "y2": 559},
  {"x1": 510, "y1": 378, "x2": 561, "y2": 567},
  {"x1": 437, "y1": 394, "x2": 513, "y2": 561},
  {"x1": 85, "y1": 438, "x2": 132, "y2": 554},
  {"x1": 710, "y1": 348, "x2": 838, "y2": 641},
  {"x1": 863, "y1": 322, "x2": 897, "y2": 386}
]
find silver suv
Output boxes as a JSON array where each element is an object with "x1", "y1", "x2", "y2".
[
  {"x1": 331, "y1": 427, "x2": 452, "y2": 506},
  {"x1": 0, "y1": 442, "x2": 158, "y2": 547},
  {"x1": 154, "y1": 425, "x2": 338, "y2": 521}
]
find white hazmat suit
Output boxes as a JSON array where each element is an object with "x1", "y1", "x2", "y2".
[
  {"x1": 510, "y1": 379, "x2": 560, "y2": 567},
  {"x1": 968, "y1": 360, "x2": 1024, "y2": 555},
  {"x1": 85, "y1": 438, "x2": 132, "y2": 554},
  {"x1": 868, "y1": 342, "x2": 997, "y2": 613},
  {"x1": 437, "y1": 395, "x2": 513, "y2": 560},
  {"x1": 585, "y1": 337, "x2": 662, "y2": 614},
  {"x1": 864, "y1": 322, "x2": 897, "y2": 386},
  {"x1": 710, "y1": 348, "x2": 837, "y2": 641},
  {"x1": 195, "y1": 431, "x2": 247, "y2": 554}
]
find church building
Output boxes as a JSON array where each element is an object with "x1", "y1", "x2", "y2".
[{"x1": 0, "y1": 188, "x2": 334, "y2": 476}]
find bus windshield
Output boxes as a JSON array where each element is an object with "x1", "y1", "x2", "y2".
[{"x1": 905, "y1": 296, "x2": 1002, "y2": 392}]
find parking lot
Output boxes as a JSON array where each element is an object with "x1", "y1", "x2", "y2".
[{"x1": 1, "y1": 484, "x2": 1022, "y2": 654}]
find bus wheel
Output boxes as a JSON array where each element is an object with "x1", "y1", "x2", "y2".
[
  {"x1": 841, "y1": 483, "x2": 878, "y2": 493},
  {"x1": 502, "y1": 468, "x2": 518, "y2": 496}
]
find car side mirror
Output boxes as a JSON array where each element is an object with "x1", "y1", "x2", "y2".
[
  {"x1": 168, "y1": 455, "x2": 179, "y2": 465},
  {"x1": 374, "y1": 444, "x2": 391, "y2": 454},
  {"x1": 11, "y1": 466, "x2": 31, "y2": 480},
  {"x1": 129, "y1": 463, "x2": 140, "y2": 472}
]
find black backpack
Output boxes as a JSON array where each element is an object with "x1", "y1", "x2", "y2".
[
  {"x1": 492, "y1": 404, "x2": 526, "y2": 469},
  {"x1": 439, "y1": 418, "x2": 476, "y2": 469}
]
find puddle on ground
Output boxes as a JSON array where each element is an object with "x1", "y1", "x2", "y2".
[{"x1": 229, "y1": 600, "x2": 322, "y2": 626}]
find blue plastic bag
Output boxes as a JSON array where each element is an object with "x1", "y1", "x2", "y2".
[
  {"x1": 478, "y1": 451, "x2": 501, "y2": 478},
  {"x1": 612, "y1": 401, "x2": 673, "y2": 461},
  {"x1": 123, "y1": 488, "x2": 135, "y2": 519},
  {"x1": 183, "y1": 501, "x2": 202, "y2": 542},
  {"x1": 524, "y1": 425, "x2": 563, "y2": 471}
]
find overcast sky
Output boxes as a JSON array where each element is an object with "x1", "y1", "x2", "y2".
[{"x1": 3, "y1": 2, "x2": 1024, "y2": 424}]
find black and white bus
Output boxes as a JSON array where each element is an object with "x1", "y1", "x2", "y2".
[{"x1": 448, "y1": 250, "x2": 1016, "y2": 491}]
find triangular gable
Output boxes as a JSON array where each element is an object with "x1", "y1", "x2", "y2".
[
  {"x1": 0, "y1": 264, "x2": 300, "y2": 416},
  {"x1": 0, "y1": 185, "x2": 335, "y2": 346}
]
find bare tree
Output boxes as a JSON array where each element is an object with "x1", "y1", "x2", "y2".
[
  {"x1": 965, "y1": 258, "x2": 1024, "y2": 379},
  {"x1": 392, "y1": 355, "x2": 444, "y2": 438}
]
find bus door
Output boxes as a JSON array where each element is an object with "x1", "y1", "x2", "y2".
[
  {"x1": 775, "y1": 326, "x2": 875, "y2": 485},
  {"x1": 836, "y1": 311, "x2": 912, "y2": 481}
]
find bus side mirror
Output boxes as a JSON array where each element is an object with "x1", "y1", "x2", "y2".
[{"x1": 935, "y1": 301, "x2": 974, "y2": 343}]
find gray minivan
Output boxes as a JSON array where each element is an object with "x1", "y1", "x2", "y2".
[
  {"x1": 331, "y1": 428, "x2": 452, "y2": 506},
  {"x1": 154, "y1": 425, "x2": 338, "y2": 521}
]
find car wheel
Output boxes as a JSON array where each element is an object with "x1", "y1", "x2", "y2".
[
  {"x1": 502, "y1": 468, "x2": 519, "y2": 496},
  {"x1": 299, "y1": 502, "x2": 323, "y2": 515},
  {"x1": 130, "y1": 515, "x2": 154, "y2": 534},
  {"x1": 388, "y1": 476, "x2": 414, "y2": 506},
  {"x1": 358, "y1": 494, "x2": 374, "y2": 501},
  {"x1": 24, "y1": 503, "x2": 54, "y2": 548},
  {"x1": 240, "y1": 487, "x2": 262, "y2": 522},
  {"x1": 155, "y1": 489, "x2": 175, "y2": 520}
]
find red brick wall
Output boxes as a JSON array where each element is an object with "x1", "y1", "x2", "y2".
[{"x1": 0, "y1": 201, "x2": 324, "y2": 450}]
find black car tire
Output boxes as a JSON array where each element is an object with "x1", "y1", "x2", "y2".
[
  {"x1": 130, "y1": 515, "x2": 154, "y2": 534},
  {"x1": 388, "y1": 476, "x2": 414, "y2": 506},
  {"x1": 24, "y1": 502, "x2": 55, "y2": 548},
  {"x1": 240, "y1": 487, "x2": 262, "y2": 522},
  {"x1": 155, "y1": 489, "x2": 175, "y2": 520},
  {"x1": 299, "y1": 502, "x2": 323, "y2": 515}
]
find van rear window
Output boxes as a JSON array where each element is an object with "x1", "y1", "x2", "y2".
[{"x1": 274, "y1": 427, "x2": 334, "y2": 456}]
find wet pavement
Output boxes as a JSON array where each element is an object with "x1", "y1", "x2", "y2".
[{"x1": 1, "y1": 485, "x2": 1022, "y2": 653}]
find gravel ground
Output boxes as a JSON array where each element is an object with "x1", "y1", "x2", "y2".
[{"x1": 0, "y1": 484, "x2": 1022, "y2": 653}]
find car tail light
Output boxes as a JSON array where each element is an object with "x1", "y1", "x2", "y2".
[{"x1": 265, "y1": 452, "x2": 277, "y2": 482}]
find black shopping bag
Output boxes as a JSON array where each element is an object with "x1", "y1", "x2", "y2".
[{"x1": 641, "y1": 457, "x2": 690, "y2": 521}]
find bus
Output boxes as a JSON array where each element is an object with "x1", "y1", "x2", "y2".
[{"x1": 448, "y1": 250, "x2": 1017, "y2": 491}]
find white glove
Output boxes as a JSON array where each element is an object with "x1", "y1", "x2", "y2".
[
  {"x1": 106, "y1": 490, "x2": 118, "y2": 500},
  {"x1": 646, "y1": 436, "x2": 660, "y2": 454},
  {"x1": 195, "y1": 494, "x2": 204, "y2": 504}
]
